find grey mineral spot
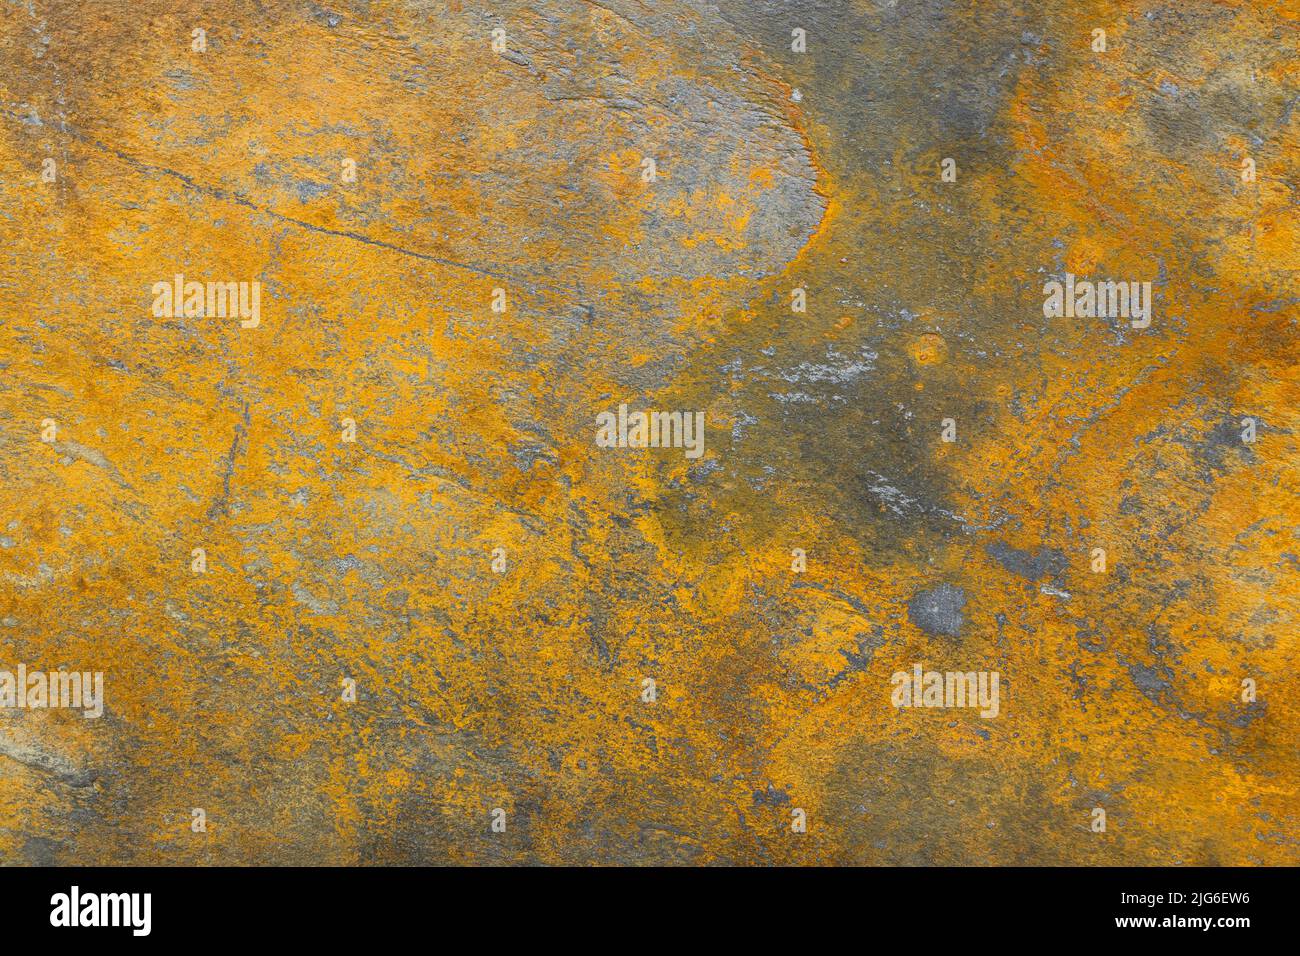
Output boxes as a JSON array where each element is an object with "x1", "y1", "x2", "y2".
[
  {"x1": 1128, "y1": 662, "x2": 1172, "y2": 703},
  {"x1": 907, "y1": 584, "x2": 966, "y2": 638},
  {"x1": 752, "y1": 784, "x2": 791, "y2": 807},
  {"x1": 985, "y1": 540, "x2": 1066, "y2": 583}
]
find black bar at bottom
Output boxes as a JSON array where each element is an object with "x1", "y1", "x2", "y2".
[{"x1": 0, "y1": 866, "x2": 1288, "y2": 943}]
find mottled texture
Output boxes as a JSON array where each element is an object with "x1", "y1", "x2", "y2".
[
  {"x1": 0, "y1": 0, "x2": 1296, "y2": 865},
  {"x1": 907, "y1": 584, "x2": 967, "y2": 638}
]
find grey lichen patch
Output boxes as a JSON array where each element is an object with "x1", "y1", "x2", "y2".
[
  {"x1": 985, "y1": 540, "x2": 1066, "y2": 583},
  {"x1": 1128, "y1": 661, "x2": 1174, "y2": 705},
  {"x1": 752, "y1": 783, "x2": 792, "y2": 806},
  {"x1": 906, "y1": 583, "x2": 966, "y2": 638}
]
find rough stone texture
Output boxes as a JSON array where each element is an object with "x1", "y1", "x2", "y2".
[
  {"x1": 907, "y1": 584, "x2": 966, "y2": 638},
  {"x1": 0, "y1": 0, "x2": 1296, "y2": 864}
]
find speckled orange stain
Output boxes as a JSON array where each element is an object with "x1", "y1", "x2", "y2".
[{"x1": 0, "y1": 0, "x2": 1296, "y2": 865}]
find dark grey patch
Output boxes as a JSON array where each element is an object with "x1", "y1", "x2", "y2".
[
  {"x1": 306, "y1": 4, "x2": 342, "y2": 28},
  {"x1": 687, "y1": 458, "x2": 721, "y2": 482},
  {"x1": 499, "y1": 49, "x2": 532, "y2": 69},
  {"x1": 937, "y1": 95, "x2": 993, "y2": 141},
  {"x1": 294, "y1": 179, "x2": 331, "y2": 202},
  {"x1": 1075, "y1": 627, "x2": 1106, "y2": 653},
  {"x1": 23, "y1": 836, "x2": 59, "y2": 865},
  {"x1": 1251, "y1": 298, "x2": 1299, "y2": 314},
  {"x1": 1194, "y1": 416, "x2": 1262, "y2": 478},
  {"x1": 248, "y1": 161, "x2": 330, "y2": 203},
  {"x1": 508, "y1": 440, "x2": 558, "y2": 472},
  {"x1": 586, "y1": 600, "x2": 612, "y2": 667},
  {"x1": 907, "y1": 584, "x2": 966, "y2": 638},
  {"x1": 1230, "y1": 701, "x2": 1266, "y2": 728},
  {"x1": 1067, "y1": 662, "x2": 1088, "y2": 701},
  {"x1": 1146, "y1": 619, "x2": 1181, "y2": 658},
  {"x1": 622, "y1": 716, "x2": 658, "y2": 756},
  {"x1": 752, "y1": 783, "x2": 791, "y2": 807},
  {"x1": 1128, "y1": 662, "x2": 1172, "y2": 704},
  {"x1": 859, "y1": 469, "x2": 962, "y2": 527},
  {"x1": 829, "y1": 626, "x2": 887, "y2": 687},
  {"x1": 985, "y1": 540, "x2": 1065, "y2": 583},
  {"x1": 1142, "y1": 86, "x2": 1221, "y2": 157}
]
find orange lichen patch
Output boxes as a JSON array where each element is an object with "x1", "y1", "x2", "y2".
[{"x1": 908, "y1": 333, "x2": 948, "y2": 367}]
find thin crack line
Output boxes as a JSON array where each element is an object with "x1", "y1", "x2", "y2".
[{"x1": 3, "y1": 108, "x2": 574, "y2": 299}]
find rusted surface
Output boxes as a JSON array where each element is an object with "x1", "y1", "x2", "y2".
[{"x1": 0, "y1": 0, "x2": 1296, "y2": 864}]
